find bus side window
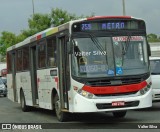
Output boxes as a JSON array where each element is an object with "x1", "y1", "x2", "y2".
[
  {"x1": 16, "y1": 50, "x2": 23, "y2": 71},
  {"x1": 47, "y1": 36, "x2": 57, "y2": 67},
  {"x1": 23, "y1": 47, "x2": 29, "y2": 70},
  {"x1": 7, "y1": 52, "x2": 12, "y2": 73},
  {"x1": 38, "y1": 40, "x2": 46, "y2": 68}
]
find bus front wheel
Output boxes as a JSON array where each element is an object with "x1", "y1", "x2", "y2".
[
  {"x1": 112, "y1": 111, "x2": 127, "y2": 118},
  {"x1": 20, "y1": 90, "x2": 29, "y2": 112},
  {"x1": 54, "y1": 94, "x2": 68, "y2": 122}
]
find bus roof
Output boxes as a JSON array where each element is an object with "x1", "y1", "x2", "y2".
[
  {"x1": 87, "y1": 16, "x2": 143, "y2": 21},
  {"x1": 7, "y1": 16, "x2": 143, "y2": 51},
  {"x1": 7, "y1": 21, "x2": 70, "y2": 51},
  {"x1": 7, "y1": 17, "x2": 87, "y2": 52},
  {"x1": 7, "y1": 27, "x2": 59, "y2": 51}
]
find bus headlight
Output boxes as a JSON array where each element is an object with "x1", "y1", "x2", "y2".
[
  {"x1": 140, "y1": 82, "x2": 151, "y2": 95},
  {"x1": 77, "y1": 89, "x2": 94, "y2": 99}
]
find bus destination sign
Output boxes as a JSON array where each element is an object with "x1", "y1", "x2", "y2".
[
  {"x1": 72, "y1": 20, "x2": 145, "y2": 32},
  {"x1": 82, "y1": 22, "x2": 125, "y2": 31}
]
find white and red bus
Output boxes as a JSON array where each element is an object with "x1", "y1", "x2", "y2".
[{"x1": 7, "y1": 16, "x2": 152, "y2": 121}]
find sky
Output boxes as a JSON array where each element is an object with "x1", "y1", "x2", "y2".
[{"x1": 0, "y1": 0, "x2": 160, "y2": 35}]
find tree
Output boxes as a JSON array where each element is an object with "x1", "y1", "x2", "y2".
[
  {"x1": 50, "y1": 8, "x2": 94, "y2": 27},
  {"x1": 50, "y1": 8, "x2": 77, "y2": 27},
  {"x1": 19, "y1": 8, "x2": 80, "y2": 37},
  {"x1": 147, "y1": 33, "x2": 157, "y2": 39},
  {"x1": 28, "y1": 13, "x2": 51, "y2": 32},
  {"x1": 19, "y1": 13, "x2": 51, "y2": 38},
  {"x1": 147, "y1": 33, "x2": 160, "y2": 42},
  {"x1": 20, "y1": 8, "x2": 94, "y2": 37},
  {"x1": 16, "y1": 33, "x2": 28, "y2": 42},
  {"x1": 0, "y1": 31, "x2": 17, "y2": 56}
]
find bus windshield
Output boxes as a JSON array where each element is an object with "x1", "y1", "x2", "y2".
[{"x1": 71, "y1": 35, "x2": 149, "y2": 78}]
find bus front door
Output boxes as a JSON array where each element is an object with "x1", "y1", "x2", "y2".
[
  {"x1": 12, "y1": 52, "x2": 18, "y2": 102},
  {"x1": 30, "y1": 46, "x2": 39, "y2": 105},
  {"x1": 57, "y1": 35, "x2": 70, "y2": 110}
]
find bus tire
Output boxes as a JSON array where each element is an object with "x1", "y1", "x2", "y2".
[
  {"x1": 112, "y1": 111, "x2": 127, "y2": 118},
  {"x1": 20, "y1": 90, "x2": 29, "y2": 112},
  {"x1": 54, "y1": 94, "x2": 68, "y2": 122}
]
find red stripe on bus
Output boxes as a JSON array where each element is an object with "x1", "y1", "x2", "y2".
[
  {"x1": 82, "y1": 81, "x2": 147, "y2": 94},
  {"x1": 87, "y1": 16, "x2": 131, "y2": 20},
  {"x1": 37, "y1": 78, "x2": 40, "y2": 88},
  {"x1": 54, "y1": 77, "x2": 58, "y2": 83},
  {"x1": 37, "y1": 35, "x2": 42, "y2": 40}
]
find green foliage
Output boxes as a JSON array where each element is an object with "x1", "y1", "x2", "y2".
[
  {"x1": 50, "y1": 8, "x2": 78, "y2": 27},
  {"x1": 147, "y1": 33, "x2": 160, "y2": 42},
  {"x1": 50, "y1": 8, "x2": 95, "y2": 27},
  {"x1": 16, "y1": 32, "x2": 28, "y2": 42},
  {"x1": 0, "y1": 31, "x2": 17, "y2": 56},
  {"x1": 21, "y1": 29, "x2": 38, "y2": 38},
  {"x1": 28, "y1": 13, "x2": 51, "y2": 32}
]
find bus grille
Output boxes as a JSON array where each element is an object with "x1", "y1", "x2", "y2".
[
  {"x1": 95, "y1": 91, "x2": 138, "y2": 97},
  {"x1": 86, "y1": 77, "x2": 142, "y2": 86}
]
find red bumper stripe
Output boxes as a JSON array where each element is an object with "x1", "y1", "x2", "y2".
[{"x1": 82, "y1": 81, "x2": 147, "y2": 94}]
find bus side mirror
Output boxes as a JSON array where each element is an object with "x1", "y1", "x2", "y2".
[
  {"x1": 67, "y1": 41, "x2": 73, "y2": 54},
  {"x1": 147, "y1": 43, "x2": 151, "y2": 56}
]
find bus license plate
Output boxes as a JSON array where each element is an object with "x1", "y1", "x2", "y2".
[{"x1": 112, "y1": 101, "x2": 125, "y2": 106}]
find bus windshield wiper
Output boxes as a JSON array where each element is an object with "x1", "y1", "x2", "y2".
[
  {"x1": 89, "y1": 33, "x2": 105, "y2": 53},
  {"x1": 122, "y1": 34, "x2": 131, "y2": 55},
  {"x1": 120, "y1": 34, "x2": 131, "y2": 66}
]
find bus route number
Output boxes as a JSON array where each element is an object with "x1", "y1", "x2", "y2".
[{"x1": 81, "y1": 24, "x2": 91, "y2": 31}]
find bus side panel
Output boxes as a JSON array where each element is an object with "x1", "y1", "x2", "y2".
[
  {"x1": 37, "y1": 68, "x2": 59, "y2": 110},
  {"x1": 45, "y1": 68, "x2": 59, "y2": 110},
  {"x1": 68, "y1": 78, "x2": 85, "y2": 112},
  {"x1": 37, "y1": 69, "x2": 47, "y2": 108},
  {"x1": 16, "y1": 73, "x2": 22, "y2": 104},
  {"x1": 16, "y1": 72, "x2": 33, "y2": 106},
  {"x1": 7, "y1": 74, "x2": 15, "y2": 102}
]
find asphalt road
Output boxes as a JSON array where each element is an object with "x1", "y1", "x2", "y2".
[{"x1": 0, "y1": 96, "x2": 160, "y2": 131}]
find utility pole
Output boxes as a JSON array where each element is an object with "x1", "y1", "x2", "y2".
[
  {"x1": 122, "y1": 0, "x2": 126, "y2": 16},
  {"x1": 32, "y1": 0, "x2": 35, "y2": 16}
]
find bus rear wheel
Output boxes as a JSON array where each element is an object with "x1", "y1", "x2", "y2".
[
  {"x1": 20, "y1": 90, "x2": 29, "y2": 112},
  {"x1": 54, "y1": 94, "x2": 68, "y2": 122},
  {"x1": 112, "y1": 111, "x2": 127, "y2": 118}
]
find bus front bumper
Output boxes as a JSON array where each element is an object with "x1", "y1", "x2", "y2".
[{"x1": 72, "y1": 89, "x2": 152, "y2": 113}]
